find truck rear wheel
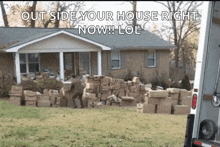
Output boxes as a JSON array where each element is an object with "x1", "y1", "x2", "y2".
[{"x1": 199, "y1": 119, "x2": 217, "y2": 140}]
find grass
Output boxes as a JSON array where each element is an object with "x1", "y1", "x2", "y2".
[{"x1": 0, "y1": 98, "x2": 187, "y2": 147}]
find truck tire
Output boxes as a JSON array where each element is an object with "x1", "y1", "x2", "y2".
[{"x1": 199, "y1": 119, "x2": 217, "y2": 140}]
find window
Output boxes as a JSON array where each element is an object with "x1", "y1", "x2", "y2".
[
  {"x1": 147, "y1": 50, "x2": 156, "y2": 67},
  {"x1": 111, "y1": 50, "x2": 120, "y2": 69},
  {"x1": 20, "y1": 53, "x2": 40, "y2": 73}
]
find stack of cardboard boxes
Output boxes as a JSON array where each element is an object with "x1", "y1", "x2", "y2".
[
  {"x1": 83, "y1": 76, "x2": 146, "y2": 107},
  {"x1": 24, "y1": 90, "x2": 37, "y2": 107},
  {"x1": 137, "y1": 88, "x2": 192, "y2": 115},
  {"x1": 9, "y1": 85, "x2": 23, "y2": 106}
]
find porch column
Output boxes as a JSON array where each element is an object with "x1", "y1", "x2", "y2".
[
  {"x1": 97, "y1": 51, "x2": 102, "y2": 75},
  {"x1": 15, "y1": 52, "x2": 21, "y2": 84},
  {"x1": 59, "y1": 52, "x2": 64, "y2": 81}
]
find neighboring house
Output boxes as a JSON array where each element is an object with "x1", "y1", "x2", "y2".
[{"x1": 0, "y1": 27, "x2": 175, "y2": 84}]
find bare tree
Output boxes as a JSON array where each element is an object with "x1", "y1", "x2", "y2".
[
  {"x1": 31, "y1": 1, "x2": 37, "y2": 28},
  {"x1": 155, "y1": 1, "x2": 203, "y2": 68},
  {"x1": 0, "y1": 1, "x2": 9, "y2": 27}
]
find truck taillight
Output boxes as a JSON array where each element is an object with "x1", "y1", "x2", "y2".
[
  {"x1": 192, "y1": 94, "x2": 197, "y2": 109},
  {"x1": 193, "y1": 140, "x2": 201, "y2": 146}
]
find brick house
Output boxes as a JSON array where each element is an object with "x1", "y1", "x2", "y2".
[{"x1": 0, "y1": 27, "x2": 175, "y2": 84}]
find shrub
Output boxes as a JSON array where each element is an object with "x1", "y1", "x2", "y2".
[
  {"x1": 150, "y1": 76, "x2": 169, "y2": 90},
  {"x1": 37, "y1": 78, "x2": 62, "y2": 92},
  {"x1": 137, "y1": 68, "x2": 147, "y2": 84},
  {"x1": 0, "y1": 78, "x2": 16, "y2": 97},
  {"x1": 124, "y1": 69, "x2": 133, "y2": 81},
  {"x1": 181, "y1": 74, "x2": 191, "y2": 90},
  {"x1": 20, "y1": 80, "x2": 41, "y2": 93}
]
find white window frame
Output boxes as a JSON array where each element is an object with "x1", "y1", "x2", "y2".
[
  {"x1": 111, "y1": 50, "x2": 121, "y2": 69},
  {"x1": 20, "y1": 53, "x2": 40, "y2": 74},
  {"x1": 147, "y1": 50, "x2": 157, "y2": 67}
]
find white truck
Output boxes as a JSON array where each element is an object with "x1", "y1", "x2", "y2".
[{"x1": 184, "y1": 1, "x2": 220, "y2": 147}]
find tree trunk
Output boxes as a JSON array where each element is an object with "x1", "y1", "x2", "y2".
[
  {"x1": 0, "y1": 1, "x2": 9, "y2": 27},
  {"x1": 132, "y1": 1, "x2": 137, "y2": 30},
  {"x1": 31, "y1": 1, "x2": 37, "y2": 28},
  {"x1": 54, "y1": 1, "x2": 60, "y2": 28}
]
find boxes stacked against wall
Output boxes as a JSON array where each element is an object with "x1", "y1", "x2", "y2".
[
  {"x1": 24, "y1": 90, "x2": 37, "y2": 107},
  {"x1": 9, "y1": 85, "x2": 23, "y2": 106}
]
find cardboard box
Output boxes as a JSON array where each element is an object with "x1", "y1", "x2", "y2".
[
  {"x1": 43, "y1": 89, "x2": 50, "y2": 96},
  {"x1": 127, "y1": 81, "x2": 133, "y2": 87},
  {"x1": 171, "y1": 99, "x2": 179, "y2": 106},
  {"x1": 11, "y1": 85, "x2": 23, "y2": 95},
  {"x1": 63, "y1": 82, "x2": 72, "y2": 91},
  {"x1": 9, "y1": 99, "x2": 21, "y2": 106},
  {"x1": 121, "y1": 82, "x2": 128, "y2": 88},
  {"x1": 160, "y1": 97, "x2": 172, "y2": 105},
  {"x1": 179, "y1": 89, "x2": 189, "y2": 100},
  {"x1": 137, "y1": 103, "x2": 144, "y2": 113},
  {"x1": 181, "y1": 96, "x2": 192, "y2": 106},
  {"x1": 25, "y1": 100, "x2": 36, "y2": 107},
  {"x1": 51, "y1": 96, "x2": 61, "y2": 105},
  {"x1": 60, "y1": 98, "x2": 67, "y2": 107},
  {"x1": 170, "y1": 93, "x2": 179, "y2": 100},
  {"x1": 149, "y1": 90, "x2": 168, "y2": 98},
  {"x1": 157, "y1": 103, "x2": 171, "y2": 114},
  {"x1": 132, "y1": 77, "x2": 140, "y2": 83},
  {"x1": 137, "y1": 104, "x2": 156, "y2": 113},
  {"x1": 37, "y1": 95, "x2": 50, "y2": 101},
  {"x1": 84, "y1": 92, "x2": 97, "y2": 100},
  {"x1": 49, "y1": 90, "x2": 59, "y2": 97},
  {"x1": 120, "y1": 99, "x2": 136, "y2": 107},
  {"x1": 101, "y1": 76, "x2": 111, "y2": 84},
  {"x1": 147, "y1": 97, "x2": 161, "y2": 105},
  {"x1": 172, "y1": 105, "x2": 190, "y2": 115},
  {"x1": 37, "y1": 100, "x2": 51, "y2": 107},
  {"x1": 10, "y1": 94, "x2": 22, "y2": 100},
  {"x1": 24, "y1": 90, "x2": 37, "y2": 101},
  {"x1": 166, "y1": 88, "x2": 180, "y2": 94}
]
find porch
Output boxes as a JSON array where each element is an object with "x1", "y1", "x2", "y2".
[{"x1": 5, "y1": 30, "x2": 110, "y2": 83}]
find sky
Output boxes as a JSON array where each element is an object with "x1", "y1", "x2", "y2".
[{"x1": 0, "y1": 1, "x2": 205, "y2": 41}]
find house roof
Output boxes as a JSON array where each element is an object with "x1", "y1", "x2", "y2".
[{"x1": 0, "y1": 27, "x2": 176, "y2": 52}]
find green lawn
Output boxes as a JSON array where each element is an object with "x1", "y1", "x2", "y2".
[{"x1": 0, "y1": 99, "x2": 187, "y2": 147}]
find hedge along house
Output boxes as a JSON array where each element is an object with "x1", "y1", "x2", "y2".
[{"x1": 0, "y1": 27, "x2": 175, "y2": 84}]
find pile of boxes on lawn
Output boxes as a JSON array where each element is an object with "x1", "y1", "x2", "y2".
[
  {"x1": 82, "y1": 76, "x2": 146, "y2": 108},
  {"x1": 9, "y1": 85, "x2": 61, "y2": 107},
  {"x1": 137, "y1": 88, "x2": 192, "y2": 115}
]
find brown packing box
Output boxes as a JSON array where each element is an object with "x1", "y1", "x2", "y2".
[
  {"x1": 63, "y1": 82, "x2": 72, "y2": 91},
  {"x1": 181, "y1": 96, "x2": 192, "y2": 106},
  {"x1": 10, "y1": 95, "x2": 22, "y2": 101},
  {"x1": 130, "y1": 86, "x2": 138, "y2": 92},
  {"x1": 86, "y1": 83, "x2": 95, "y2": 90},
  {"x1": 43, "y1": 89, "x2": 50, "y2": 96},
  {"x1": 188, "y1": 91, "x2": 193, "y2": 96},
  {"x1": 49, "y1": 90, "x2": 59, "y2": 97},
  {"x1": 24, "y1": 90, "x2": 37, "y2": 101},
  {"x1": 160, "y1": 97, "x2": 172, "y2": 105},
  {"x1": 101, "y1": 76, "x2": 111, "y2": 84},
  {"x1": 120, "y1": 99, "x2": 136, "y2": 107},
  {"x1": 132, "y1": 77, "x2": 140, "y2": 83},
  {"x1": 11, "y1": 85, "x2": 23, "y2": 93},
  {"x1": 170, "y1": 93, "x2": 179, "y2": 100},
  {"x1": 37, "y1": 95, "x2": 50, "y2": 101},
  {"x1": 9, "y1": 99, "x2": 21, "y2": 106},
  {"x1": 51, "y1": 96, "x2": 61, "y2": 105},
  {"x1": 179, "y1": 89, "x2": 189, "y2": 100},
  {"x1": 25, "y1": 100, "x2": 36, "y2": 107},
  {"x1": 171, "y1": 99, "x2": 179, "y2": 105},
  {"x1": 111, "y1": 83, "x2": 121, "y2": 90},
  {"x1": 140, "y1": 84, "x2": 145, "y2": 92},
  {"x1": 127, "y1": 81, "x2": 133, "y2": 87},
  {"x1": 129, "y1": 92, "x2": 139, "y2": 98},
  {"x1": 141, "y1": 104, "x2": 156, "y2": 113},
  {"x1": 149, "y1": 90, "x2": 168, "y2": 98},
  {"x1": 121, "y1": 82, "x2": 128, "y2": 88},
  {"x1": 166, "y1": 88, "x2": 180, "y2": 94},
  {"x1": 157, "y1": 103, "x2": 171, "y2": 114},
  {"x1": 146, "y1": 97, "x2": 161, "y2": 105},
  {"x1": 84, "y1": 92, "x2": 97, "y2": 100},
  {"x1": 172, "y1": 105, "x2": 190, "y2": 115},
  {"x1": 37, "y1": 100, "x2": 51, "y2": 107},
  {"x1": 60, "y1": 98, "x2": 67, "y2": 107},
  {"x1": 100, "y1": 93, "x2": 109, "y2": 101}
]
